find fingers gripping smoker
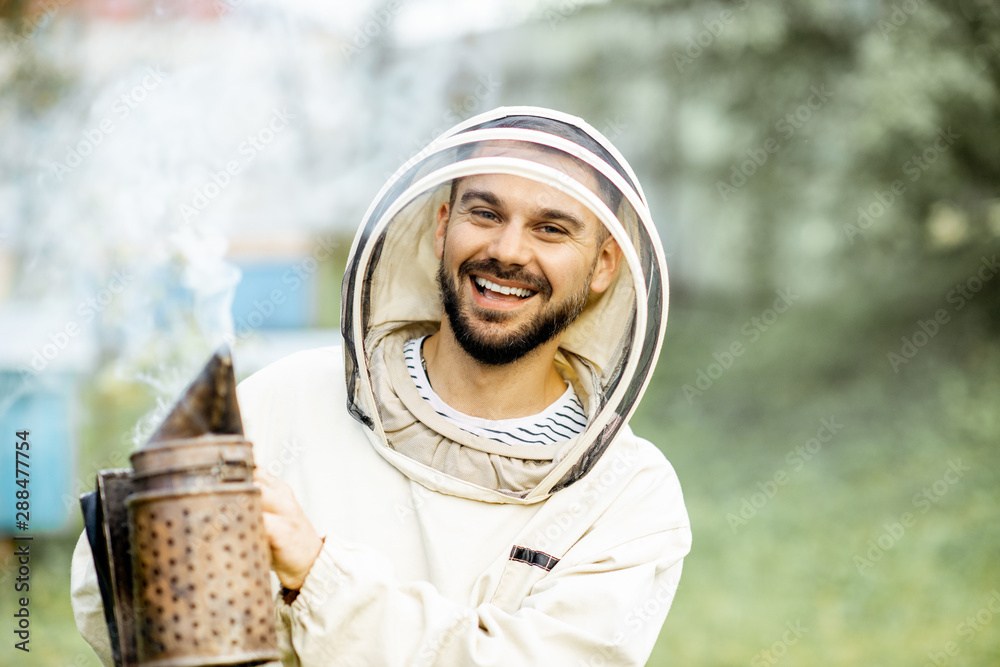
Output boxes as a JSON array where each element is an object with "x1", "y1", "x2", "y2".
[{"x1": 80, "y1": 348, "x2": 280, "y2": 667}]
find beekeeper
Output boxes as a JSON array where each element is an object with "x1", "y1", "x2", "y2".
[{"x1": 73, "y1": 107, "x2": 691, "y2": 666}]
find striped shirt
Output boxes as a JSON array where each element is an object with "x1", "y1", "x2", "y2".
[{"x1": 403, "y1": 337, "x2": 588, "y2": 446}]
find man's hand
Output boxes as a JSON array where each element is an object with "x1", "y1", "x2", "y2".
[{"x1": 254, "y1": 469, "x2": 324, "y2": 591}]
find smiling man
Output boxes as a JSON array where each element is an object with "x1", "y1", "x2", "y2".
[
  {"x1": 426, "y1": 156, "x2": 623, "y2": 424},
  {"x1": 71, "y1": 108, "x2": 690, "y2": 667}
]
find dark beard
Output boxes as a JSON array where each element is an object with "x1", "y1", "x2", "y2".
[{"x1": 437, "y1": 257, "x2": 590, "y2": 366}]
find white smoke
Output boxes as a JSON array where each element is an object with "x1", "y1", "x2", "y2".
[{"x1": 2, "y1": 0, "x2": 510, "y2": 449}]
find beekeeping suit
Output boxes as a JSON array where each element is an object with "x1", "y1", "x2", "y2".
[{"x1": 72, "y1": 106, "x2": 691, "y2": 667}]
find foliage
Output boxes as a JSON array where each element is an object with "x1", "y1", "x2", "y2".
[
  {"x1": 634, "y1": 297, "x2": 1000, "y2": 665},
  {"x1": 580, "y1": 0, "x2": 1000, "y2": 307}
]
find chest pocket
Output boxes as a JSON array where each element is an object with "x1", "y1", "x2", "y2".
[{"x1": 487, "y1": 545, "x2": 562, "y2": 613}]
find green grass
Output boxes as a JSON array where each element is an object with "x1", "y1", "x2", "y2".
[{"x1": 641, "y1": 295, "x2": 1000, "y2": 666}]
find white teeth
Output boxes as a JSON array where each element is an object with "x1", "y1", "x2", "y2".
[{"x1": 474, "y1": 276, "x2": 533, "y2": 298}]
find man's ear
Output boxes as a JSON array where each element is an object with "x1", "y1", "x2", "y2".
[
  {"x1": 589, "y1": 235, "x2": 623, "y2": 294},
  {"x1": 434, "y1": 202, "x2": 450, "y2": 259}
]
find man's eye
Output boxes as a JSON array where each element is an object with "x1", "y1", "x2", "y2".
[
  {"x1": 473, "y1": 209, "x2": 498, "y2": 221},
  {"x1": 539, "y1": 224, "x2": 565, "y2": 235}
]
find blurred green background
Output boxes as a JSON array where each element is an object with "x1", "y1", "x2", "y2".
[{"x1": 1, "y1": 0, "x2": 999, "y2": 665}]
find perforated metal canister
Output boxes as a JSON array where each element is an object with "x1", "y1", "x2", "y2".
[{"x1": 127, "y1": 435, "x2": 279, "y2": 667}]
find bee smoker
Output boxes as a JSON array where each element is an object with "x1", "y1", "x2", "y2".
[{"x1": 80, "y1": 348, "x2": 280, "y2": 667}]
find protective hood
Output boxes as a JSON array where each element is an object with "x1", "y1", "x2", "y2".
[{"x1": 341, "y1": 106, "x2": 668, "y2": 504}]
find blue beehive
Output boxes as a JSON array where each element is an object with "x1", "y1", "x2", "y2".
[{"x1": 0, "y1": 372, "x2": 76, "y2": 533}]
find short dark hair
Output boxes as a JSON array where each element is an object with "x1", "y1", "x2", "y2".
[{"x1": 447, "y1": 115, "x2": 633, "y2": 243}]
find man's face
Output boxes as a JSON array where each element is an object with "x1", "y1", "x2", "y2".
[{"x1": 434, "y1": 147, "x2": 621, "y2": 366}]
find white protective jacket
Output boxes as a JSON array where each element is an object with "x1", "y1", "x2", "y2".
[{"x1": 72, "y1": 107, "x2": 691, "y2": 667}]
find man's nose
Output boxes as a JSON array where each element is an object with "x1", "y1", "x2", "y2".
[{"x1": 487, "y1": 220, "x2": 532, "y2": 266}]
